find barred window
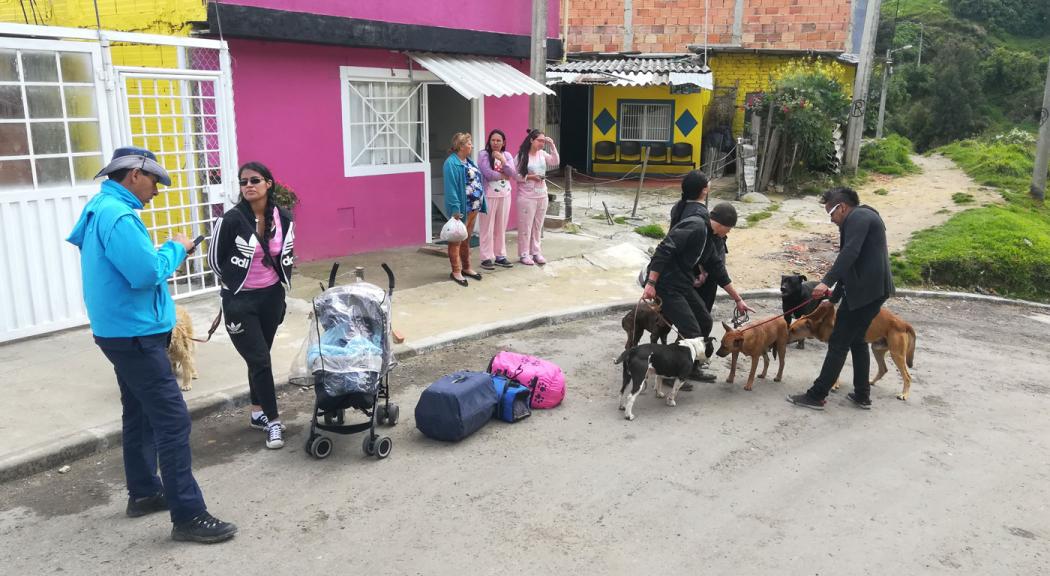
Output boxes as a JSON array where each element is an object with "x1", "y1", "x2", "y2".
[
  {"x1": 618, "y1": 101, "x2": 672, "y2": 142},
  {"x1": 341, "y1": 69, "x2": 425, "y2": 176}
]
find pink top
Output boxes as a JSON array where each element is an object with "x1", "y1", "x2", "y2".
[
  {"x1": 515, "y1": 149, "x2": 560, "y2": 199},
  {"x1": 242, "y1": 206, "x2": 284, "y2": 290}
]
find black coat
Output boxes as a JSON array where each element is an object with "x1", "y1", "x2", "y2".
[
  {"x1": 208, "y1": 202, "x2": 295, "y2": 295},
  {"x1": 669, "y1": 201, "x2": 731, "y2": 288},
  {"x1": 649, "y1": 214, "x2": 712, "y2": 288},
  {"x1": 822, "y1": 205, "x2": 895, "y2": 310}
]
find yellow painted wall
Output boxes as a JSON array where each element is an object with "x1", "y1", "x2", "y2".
[
  {"x1": 709, "y1": 53, "x2": 855, "y2": 136},
  {"x1": 590, "y1": 84, "x2": 710, "y2": 175},
  {"x1": 1, "y1": 1, "x2": 211, "y2": 239}
]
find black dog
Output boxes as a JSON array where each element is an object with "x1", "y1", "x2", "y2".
[
  {"x1": 780, "y1": 274, "x2": 819, "y2": 349},
  {"x1": 614, "y1": 337, "x2": 714, "y2": 421}
]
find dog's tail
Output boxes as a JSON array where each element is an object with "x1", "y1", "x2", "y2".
[
  {"x1": 906, "y1": 324, "x2": 916, "y2": 368},
  {"x1": 614, "y1": 349, "x2": 629, "y2": 365}
]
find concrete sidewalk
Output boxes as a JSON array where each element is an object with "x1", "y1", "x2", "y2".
[{"x1": 0, "y1": 230, "x2": 653, "y2": 481}]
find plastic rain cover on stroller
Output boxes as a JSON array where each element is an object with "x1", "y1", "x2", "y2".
[{"x1": 304, "y1": 282, "x2": 392, "y2": 399}]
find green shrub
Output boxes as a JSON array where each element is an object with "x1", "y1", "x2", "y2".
[
  {"x1": 614, "y1": 216, "x2": 628, "y2": 224},
  {"x1": 896, "y1": 206, "x2": 1050, "y2": 300},
  {"x1": 747, "y1": 210, "x2": 774, "y2": 225},
  {"x1": 874, "y1": 188, "x2": 889, "y2": 195},
  {"x1": 634, "y1": 224, "x2": 665, "y2": 239},
  {"x1": 937, "y1": 134, "x2": 1047, "y2": 192},
  {"x1": 859, "y1": 135, "x2": 921, "y2": 175},
  {"x1": 952, "y1": 192, "x2": 975, "y2": 204}
]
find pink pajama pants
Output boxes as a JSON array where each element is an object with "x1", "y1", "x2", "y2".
[{"x1": 516, "y1": 195, "x2": 548, "y2": 259}]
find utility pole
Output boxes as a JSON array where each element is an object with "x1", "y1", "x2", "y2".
[
  {"x1": 917, "y1": 23, "x2": 923, "y2": 67},
  {"x1": 876, "y1": 49, "x2": 891, "y2": 139},
  {"x1": 844, "y1": 0, "x2": 882, "y2": 173},
  {"x1": 876, "y1": 44, "x2": 911, "y2": 139},
  {"x1": 530, "y1": 0, "x2": 548, "y2": 131},
  {"x1": 1032, "y1": 52, "x2": 1050, "y2": 202}
]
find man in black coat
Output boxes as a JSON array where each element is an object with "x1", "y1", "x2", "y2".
[{"x1": 787, "y1": 187, "x2": 895, "y2": 410}]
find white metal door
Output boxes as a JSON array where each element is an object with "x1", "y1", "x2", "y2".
[
  {"x1": 0, "y1": 38, "x2": 113, "y2": 343},
  {"x1": 115, "y1": 65, "x2": 234, "y2": 298}
]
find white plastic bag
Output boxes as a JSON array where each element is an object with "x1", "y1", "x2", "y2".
[{"x1": 439, "y1": 217, "x2": 468, "y2": 243}]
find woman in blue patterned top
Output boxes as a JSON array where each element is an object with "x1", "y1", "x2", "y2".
[{"x1": 442, "y1": 132, "x2": 488, "y2": 286}]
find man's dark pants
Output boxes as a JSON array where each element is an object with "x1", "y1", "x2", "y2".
[
  {"x1": 656, "y1": 278, "x2": 713, "y2": 339},
  {"x1": 95, "y1": 332, "x2": 207, "y2": 524},
  {"x1": 805, "y1": 297, "x2": 886, "y2": 402},
  {"x1": 696, "y1": 276, "x2": 717, "y2": 315}
]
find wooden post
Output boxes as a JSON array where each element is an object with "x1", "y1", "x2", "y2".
[
  {"x1": 565, "y1": 164, "x2": 574, "y2": 221},
  {"x1": 631, "y1": 146, "x2": 650, "y2": 218},
  {"x1": 1032, "y1": 51, "x2": 1050, "y2": 202}
]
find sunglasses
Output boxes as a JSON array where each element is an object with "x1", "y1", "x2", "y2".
[
  {"x1": 826, "y1": 203, "x2": 843, "y2": 217},
  {"x1": 239, "y1": 176, "x2": 266, "y2": 187}
]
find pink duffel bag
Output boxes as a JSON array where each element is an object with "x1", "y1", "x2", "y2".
[{"x1": 488, "y1": 351, "x2": 565, "y2": 409}]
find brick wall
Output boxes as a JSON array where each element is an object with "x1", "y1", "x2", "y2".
[{"x1": 567, "y1": 0, "x2": 852, "y2": 53}]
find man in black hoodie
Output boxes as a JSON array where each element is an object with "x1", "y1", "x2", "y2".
[{"x1": 788, "y1": 187, "x2": 895, "y2": 410}]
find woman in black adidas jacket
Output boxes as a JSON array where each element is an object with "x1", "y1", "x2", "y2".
[{"x1": 208, "y1": 162, "x2": 295, "y2": 449}]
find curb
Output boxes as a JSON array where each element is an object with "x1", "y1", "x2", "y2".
[{"x1": 3, "y1": 289, "x2": 1046, "y2": 483}]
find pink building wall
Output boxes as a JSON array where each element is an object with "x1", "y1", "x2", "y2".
[
  {"x1": 230, "y1": 39, "x2": 536, "y2": 260},
  {"x1": 224, "y1": 0, "x2": 561, "y2": 38}
]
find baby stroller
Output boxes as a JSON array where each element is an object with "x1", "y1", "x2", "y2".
[{"x1": 303, "y1": 263, "x2": 400, "y2": 460}]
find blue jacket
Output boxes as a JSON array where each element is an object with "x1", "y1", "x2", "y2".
[
  {"x1": 66, "y1": 180, "x2": 187, "y2": 337},
  {"x1": 443, "y1": 153, "x2": 488, "y2": 218}
]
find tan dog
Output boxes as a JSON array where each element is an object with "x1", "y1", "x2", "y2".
[
  {"x1": 787, "y1": 301, "x2": 916, "y2": 400},
  {"x1": 715, "y1": 317, "x2": 788, "y2": 391},
  {"x1": 169, "y1": 306, "x2": 199, "y2": 391}
]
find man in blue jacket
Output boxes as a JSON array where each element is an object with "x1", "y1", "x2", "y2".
[
  {"x1": 787, "y1": 187, "x2": 895, "y2": 411},
  {"x1": 67, "y1": 147, "x2": 237, "y2": 544}
]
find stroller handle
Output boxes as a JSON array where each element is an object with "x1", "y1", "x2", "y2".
[
  {"x1": 328, "y1": 262, "x2": 340, "y2": 289},
  {"x1": 382, "y1": 263, "x2": 395, "y2": 296}
]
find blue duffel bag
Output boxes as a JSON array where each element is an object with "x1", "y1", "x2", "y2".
[
  {"x1": 491, "y1": 375, "x2": 532, "y2": 423},
  {"x1": 415, "y1": 371, "x2": 497, "y2": 442}
]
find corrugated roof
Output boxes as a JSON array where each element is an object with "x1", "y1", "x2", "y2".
[
  {"x1": 546, "y1": 58, "x2": 712, "y2": 90},
  {"x1": 410, "y1": 53, "x2": 555, "y2": 100}
]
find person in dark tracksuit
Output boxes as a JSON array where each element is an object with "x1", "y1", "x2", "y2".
[
  {"x1": 788, "y1": 187, "x2": 895, "y2": 410},
  {"x1": 208, "y1": 162, "x2": 295, "y2": 449},
  {"x1": 642, "y1": 171, "x2": 752, "y2": 381},
  {"x1": 67, "y1": 147, "x2": 237, "y2": 544}
]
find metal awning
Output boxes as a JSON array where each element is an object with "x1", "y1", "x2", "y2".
[
  {"x1": 546, "y1": 58, "x2": 713, "y2": 90},
  {"x1": 410, "y1": 53, "x2": 555, "y2": 99}
]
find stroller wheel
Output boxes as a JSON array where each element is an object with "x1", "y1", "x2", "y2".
[
  {"x1": 385, "y1": 404, "x2": 400, "y2": 426},
  {"x1": 362, "y1": 435, "x2": 376, "y2": 456},
  {"x1": 375, "y1": 436, "x2": 393, "y2": 459},
  {"x1": 375, "y1": 404, "x2": 388, "y2": 424},
  {"x1": 308, "y1": 435, "x2": 333, "y2": 459}
]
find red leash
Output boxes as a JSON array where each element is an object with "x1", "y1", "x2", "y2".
[{"x1": 734, "y1": 295, "x2": 827, "y2": 334}]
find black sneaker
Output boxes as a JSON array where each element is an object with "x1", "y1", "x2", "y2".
[
  {"x1": 687, "y1": 366, "x2": 717, "y2": 383},
  {"x1": 126, "y1": 492, "x2": 168, "y2": 518},
  {"x1": 250, "y1": 414, "x2": 285, "y2": 432},
  {"x1": 494, "y1": 257, "x2": 514, "y2": 268},
  {"x1": 847, "y1": 392, "x2": 872, "y2": 410},
  {"x1": 171, "y1": 512, "x2": 238, "y2": 544},
  {"x1": 480, "y1": 259, "x2": 496, "y2": 270},
  {"x1": 786, "y1": 393, "x2": 826, "y2": 410}
]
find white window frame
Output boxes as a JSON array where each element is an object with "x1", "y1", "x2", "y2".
[
  {"x1": 340, "y1": 66, "x2": 437, "y2": 177},
  {"x1": 618, "y1": 100, "x2": 674, "y2": 143},
  {"x1": 0, "y1": 37, "x2": 114, "y2": 194}
]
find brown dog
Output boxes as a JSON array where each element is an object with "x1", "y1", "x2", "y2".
[
  {"x1": 621, "y1": 302, "x2": 672, "y2": 350},
  {"x1": 715, "y1": 317, "x2": 788, "y2": 391},
  {"x1": 169, "y1": 305, "x2": 199, "y2": 391},
  {"x1": 788, "y1": 301, "x2": 916, "y2": 400}
]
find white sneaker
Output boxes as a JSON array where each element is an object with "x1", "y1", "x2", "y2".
[{"x1": 265, "y1": 422, "x2": 284, "y2": 449}]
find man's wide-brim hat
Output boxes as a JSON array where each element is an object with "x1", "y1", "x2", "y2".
[{"x1": 94, "y1": 146, "x2": 172, "y2": 186}]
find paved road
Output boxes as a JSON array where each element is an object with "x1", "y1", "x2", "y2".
[{"x1": 2, "y1": 297, "x2": 1049, "y2": 575}]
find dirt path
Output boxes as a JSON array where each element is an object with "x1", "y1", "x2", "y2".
[{"x1": 568, "y1": 154, "x2": 1000, "y2": 289}]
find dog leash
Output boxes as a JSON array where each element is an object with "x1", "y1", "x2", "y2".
[
  {"x1": 732, "y1": 295, "x2": 827, "y2": 334},
  {"x1": 191, "y1": 310, "x2": 224, "y2": 343}
]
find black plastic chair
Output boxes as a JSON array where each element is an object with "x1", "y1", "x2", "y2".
[
  {"x1": 620, "y1": 141, "x2": 641, "y2": 159},
  {"x1": 594, "y1": 140, "x2": 617, "y2": 162},
  {"x1": 647, "y1": 142, "x2": 669, "y2": 164},
  {"x1": 671, "y1": 142, "x2": 694, "y2": 166}
]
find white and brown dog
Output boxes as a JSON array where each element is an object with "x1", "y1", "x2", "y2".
[
  {"x1": 614, "y1": 336, "x2": 715, "y2": 421},
  {"x1": 169, "y1": 306, "x2": 199, "y2": 391}
]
